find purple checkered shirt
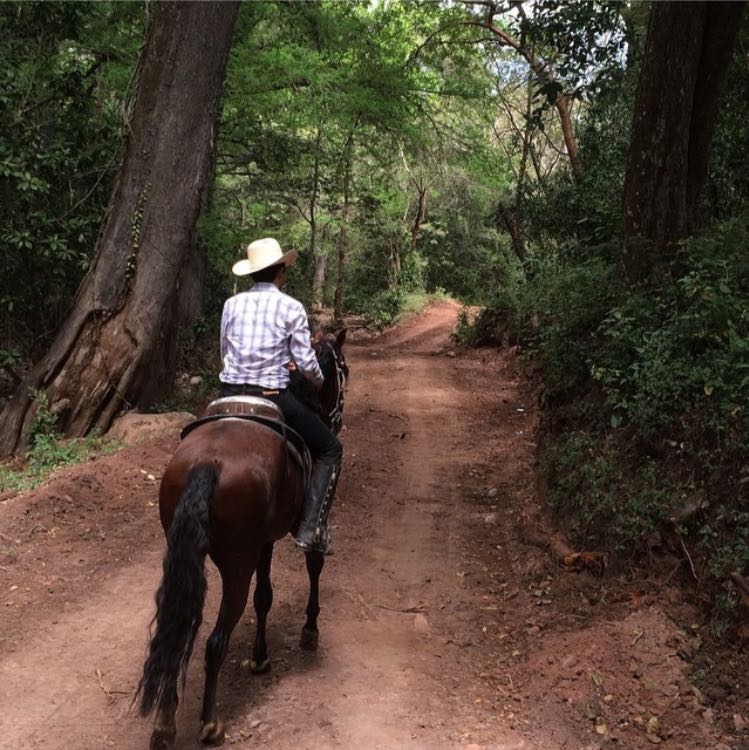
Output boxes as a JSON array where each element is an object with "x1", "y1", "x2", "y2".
[{"x1": 219, "y1": 283, "x2": 323, "y2": 390}]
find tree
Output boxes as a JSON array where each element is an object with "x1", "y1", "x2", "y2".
[
  {"x1": 464, "y1": 1, "x2": 583, "y2": 181},
  {"x1": 621, "y1": 1, "x2": 746, "y2": 283},
  {"x1": 0, "y1": 0, "x2": 239, "y2": 456}
]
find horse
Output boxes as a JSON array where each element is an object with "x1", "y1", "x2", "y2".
[{"x1": 136, "y1": 329, "x2": 347, "y2": 750}]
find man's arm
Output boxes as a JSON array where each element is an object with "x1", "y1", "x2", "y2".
[
  {"x1": 219, "y1": 300, "x2": 230, "y2": 363},
  {"x1": 288, "y1": 303, "x2": 324, "y2": 388}
]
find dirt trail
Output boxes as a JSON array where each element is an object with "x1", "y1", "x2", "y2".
[{"x1": 0, "y1": 302, "x2": 744, "y2": 750}]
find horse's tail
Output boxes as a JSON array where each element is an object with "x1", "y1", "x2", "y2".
[{"x1": 136, "y1": 463, "x2": 217, "y2": 717}]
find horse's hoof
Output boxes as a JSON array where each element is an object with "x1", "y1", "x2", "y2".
[
  {"x1": 200, "y1": 720, "x2": 225, "y2": 746},
  {"x1": 300, "y1": 627, "x2": 319, "y2": 651},
  {"x1": 250, "y1": 656, "x2": 271, "y2": 674},
  {"x1": 150, "y1": 727, "x2": 176, "y2": 750}
]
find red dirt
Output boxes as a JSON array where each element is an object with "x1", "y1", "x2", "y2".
[{"x1": 0, "y1": 301, "x2": 746, "y2": 749}]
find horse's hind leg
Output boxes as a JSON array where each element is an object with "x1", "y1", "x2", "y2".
[
  {"x1": 200, "y1": 571, "x2": 251, "y2": 745},
  {"x1": 300, "y1": 550, "x2": 325, "y2": 651},
  {"x1": 251, "y1": 542, "x2": 274, "y2": 673}
]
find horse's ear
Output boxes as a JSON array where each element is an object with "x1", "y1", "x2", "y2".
[{"x1": 335, "y1": 328, "x2": 347, "y2": 350}]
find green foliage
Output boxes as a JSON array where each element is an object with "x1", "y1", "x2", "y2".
[
  {"x1": 594, "y1": 220, "x2": 749, "y2": 439},
  {"x1": 0, "y1": 384, "x2": 117, "y2": 491},
  {"x1": 471, "y1": 212, "x2": 749, "y2": 616},
  {"x1": 543, "y1": 435, "x2": 674, "y2": 558},
  {"x1": 0, "y1": 1, "x2": 142, "y2": 363},
  {"x1": 0, "y1": 421, "x2": 118, "y2": 493},
  {"x1": 27, "y1": 388, "x2": 59, "y2": 446}
]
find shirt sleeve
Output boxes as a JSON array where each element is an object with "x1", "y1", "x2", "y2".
[
  {"x1": 219, "y1": 300, "x2": 230, "y2": 363},
  {"x1": 288, "y1": 302, "x2": 324, "y2": 387}
]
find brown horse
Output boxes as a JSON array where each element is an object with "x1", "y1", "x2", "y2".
[{"x1": 136, "y1": 331, "x2": 347, "y2": 749}]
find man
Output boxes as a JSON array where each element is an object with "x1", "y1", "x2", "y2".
[{"x1": 219, "y1": 237, "x2": 342, "y2": 552}]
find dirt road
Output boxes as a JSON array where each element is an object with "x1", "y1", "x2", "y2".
[{"x1": 0, "y1": 302, "x2": 744, "y2": 749}]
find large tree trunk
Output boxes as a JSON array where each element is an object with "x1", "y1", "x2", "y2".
[
  {"x1": 621, "y1": 1, "x2": 745, "y2": 284},
  {"x1": 0, "y1": 1, "x2": 239, "y2": 456},
  {"x1": 686, "y1": 2, "x2": 747, "y2": 228}
]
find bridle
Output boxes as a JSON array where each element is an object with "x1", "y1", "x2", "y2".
[{"x1": 320, "y1": 340, "x2": 347, "y2": 435}]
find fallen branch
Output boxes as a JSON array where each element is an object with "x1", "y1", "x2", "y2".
[
  {"x1": 376, "y1": 603, "x2": 426, "y2": 614},
  {"x1": 523, "y1": 523, "x2": 607, "y2": 575},
  {"x1": 95, "y1": 668, "x2": 129, "y2": 704},
  {"x1": 677, "y1": 530, "x2": 699, "y2": 582}
]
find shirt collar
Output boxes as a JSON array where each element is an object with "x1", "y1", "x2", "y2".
[{"x1": 250, "y1": 282, "x2": 281, "y2": 293}]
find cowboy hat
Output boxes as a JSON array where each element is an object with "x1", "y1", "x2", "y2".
[{"x1": 232, "y1": 237, "x2": 298, "y2": 276}]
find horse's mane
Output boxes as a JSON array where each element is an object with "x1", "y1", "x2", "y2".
[{"x1": 288, "y1": 341, "x2": 335, "y2": 416}]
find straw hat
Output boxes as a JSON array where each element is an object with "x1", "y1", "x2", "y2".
[{"x1": 232, "y1": 237, "x2": 298, "y2": 277}]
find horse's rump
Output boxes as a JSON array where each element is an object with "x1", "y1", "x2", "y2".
[{"x1": 159, "y1": 419, "x2": 305, "y2": 548}]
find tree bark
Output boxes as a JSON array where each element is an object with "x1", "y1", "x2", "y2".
[
  {"x1": 333, "y1": 142, "x2": 353, "y2": 325},
  {"x1": 309, "y1": 126, "x2": 325, "y2": 316},
  {"x1": 388, "y1": 239, "x2": 402, "y2": 289},
  {"x1": 621, "y1": 1, "x2": 745, "y2": 284},
  {"x1": 411, "y1": 186, "x2": 428, "y2": 250},
  {"x1": 496, "y1": 202, "x2": 526, "y2": 263},
  {"x1": 0, "y1": 1, "x2": 239, "y2": 456},
  {"x1": 686, "y1": 2, "x2": 747, "y2": 229}
]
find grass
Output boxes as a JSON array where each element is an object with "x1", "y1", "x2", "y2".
[
  {"x1": 0, "y1": 433, "x2": 121, "y2": 494},
  {"x1": 396, "y1": 290, "x2": 451, "y2": 322}
]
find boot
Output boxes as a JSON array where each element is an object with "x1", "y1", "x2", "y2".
[{"x1": 294, "y1": 459, "x2": 340, "y2": 552}]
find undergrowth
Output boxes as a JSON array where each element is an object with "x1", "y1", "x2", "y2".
[
  {"x1": 0, "y1": 391, "x2": 119, "y2": 493},
  {"x1": 466, "y1": 212, "x2": 749, "y2": 627}
]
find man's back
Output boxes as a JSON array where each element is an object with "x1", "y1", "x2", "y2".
[{"x1": 219, "y1": 282, "x2": 321, "y2": 390}]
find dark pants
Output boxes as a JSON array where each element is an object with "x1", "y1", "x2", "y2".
[{"x1": 219, "y1": 383, "x2": 342, "y2": 463}]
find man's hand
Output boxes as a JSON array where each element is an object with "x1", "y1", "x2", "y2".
[{"x1": 286, "y1": 361, "x2": 298, "y2": 372}]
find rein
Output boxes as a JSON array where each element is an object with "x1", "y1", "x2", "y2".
[{"x1": 322, "y1": 341, "x2": 346, "y2": 434}]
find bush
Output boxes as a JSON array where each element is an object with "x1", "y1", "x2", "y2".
[{"x1": 464, "y1": 211, "x2": 749, "y2": 623}]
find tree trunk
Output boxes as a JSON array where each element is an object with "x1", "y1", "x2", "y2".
[
  {"x1": 0, "y1": 0, "x2": 239, "y2": 456},
  {"x1": 388, "y1": 239, "x2": 402, "y2": 289},
  {"x1": 622, "y1": 1, "x2": 745, "y2": 284},
  {"x1": 496, "y1": 202, "x2": 526, "y2": 263},
  {"x1": 556, "y1": 94, "x2": 583, "y2": 183},
  {"x1": 333, "y1": 146, "x2": 353, "y2": 325},
  {"x1": 498, "y1": 77, "x2": 533, "y2": 266},
  {"x1": 309, "y1": 126, "x2": 325, "y2": 316},
  {"x1": 686, "y1": 2, "x2": 747, "y2": 228},
  {"x1": 411, "y1": 186, "x2": 428, "y2": 250}
]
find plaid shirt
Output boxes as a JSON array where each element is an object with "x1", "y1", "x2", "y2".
[{"x1": 219, "y1": 283, "x2": 323, "y2": 389}]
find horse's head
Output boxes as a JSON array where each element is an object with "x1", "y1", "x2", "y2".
[
  {"x1": 313, "y1": 328, "x2": 348, "y2": 434},
  {"x1": 289, "y1": 328, "x2": 348, "y2": 434}
]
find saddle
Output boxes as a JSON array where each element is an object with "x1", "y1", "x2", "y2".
[{"x1": 180, "y1": 396, "x2": 312, "y2": 483}]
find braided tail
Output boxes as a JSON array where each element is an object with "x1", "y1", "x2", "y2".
[{"x1": 136, "y1": 464, "x2": 217, "y2": 717}]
